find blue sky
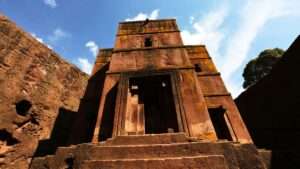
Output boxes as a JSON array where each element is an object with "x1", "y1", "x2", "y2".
[{"x1": 0, "y1": 0, "x2": 299, "y2": 97}]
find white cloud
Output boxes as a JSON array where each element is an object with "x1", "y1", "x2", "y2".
[
  {"x1": 43, "y1": 0, "x2": 57, "y2": 8},
  {"x1": 181, "y1": 5, "x2": 228, "y2": 66},
  {"x1": 222, "y1": 0, "x2": 300, "y2": 80},
  {"x1": 31, "y1": 33, "x2": 44, "y2": 43},
  {"x1": 221, "y1": 0, "x2": 300, "y2": 97},
  {"x1": 182, "y1": 0, "x2": 300, "y2": 97},
  {"x1": 125, "y1": 9, "x2": 160, "y2": 21},
  {"x1": 30, "y1": 33, "x2": 53, "y2": 49},
  {"x1": 189, "y1": 16, "x2": 195, "y2": 24},
  {"x1": 85, "y1": 41, "x2": 99, "y2": 57},
  {"x1": 77, "y1": 58, "x2": 93, "y2": 74},
  {"x1": 48, "y1": 28, "x2": 70, "y2": 43}
]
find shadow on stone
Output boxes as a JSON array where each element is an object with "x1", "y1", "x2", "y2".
[
  {"x1": 68, "y1": 63, "x2": 109, "y2": 144},
  {"x1": 98, "y1": 82, "x2": 118, "y2": 141},
  {"x1": 269, "y1": 150, "x2": 300, "y2": 169},
  {"x1": 235, "y1": 35, "x2": 300, "y2": 169},
  {"x1": 0, "y1": 129, "x2": 20, "y2": 145},
  {"x1": 33, "y1": 107, "x2": 76, "y2": 157},
  {"x1": 33, "y1": 62, "x2": 110, "y2": 157}
]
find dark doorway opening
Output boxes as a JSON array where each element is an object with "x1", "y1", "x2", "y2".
[
  {"x1": 208, "y1": 107, "x2": 233, "y2": 141},
  {"x1": 129, "y1": 75, "x2": 179, "y2": 134},
  {"x1": 98, "y1": 83, "x2": 118, "y2": 141}
]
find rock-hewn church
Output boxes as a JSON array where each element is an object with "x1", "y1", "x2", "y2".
[{"x1": 30, "y1": 19, "x2": 267, "y2": 169}]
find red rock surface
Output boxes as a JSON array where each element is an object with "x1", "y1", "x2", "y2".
[{"x1": 0, "y1": 14, "x2": 88, "y2": 169}]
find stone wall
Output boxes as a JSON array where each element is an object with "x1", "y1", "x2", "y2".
[
  {"x1": 0, "y1": 14, "x2": 89, "y2": 169},
  {"x1": 235, "y1": 35, "x2": 300, "y2": 169}
]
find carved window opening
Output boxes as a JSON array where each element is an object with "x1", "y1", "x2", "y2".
[
  {"x1": 208, "y1": 107, "x2": 233, "y2": 141},
  {"x1": 129, "y1": 75, "x2": 178, "y2": 134},
  {"x1": 144, "y1": 37, "x2": 152, "y2": 47},
  {"x1": 194, "y1": 64, "x2": 202, "y2": 72}
]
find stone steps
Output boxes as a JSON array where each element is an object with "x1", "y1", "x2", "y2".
[
  {"x1": 101, "y1": 132, "x2": 194, "y2": 145},
  {"x1": 31, "y1": 142, "x2": 239, "y2": 169},
  {"x1": 30, "y1": 133, "x2": 266, "y2": 169},
  {"x1": 80, "y1": 155, "x2": 229, "y2": 169},
  {"x1": 77, "y1": 141, "x2": 234, "y2": 161}
]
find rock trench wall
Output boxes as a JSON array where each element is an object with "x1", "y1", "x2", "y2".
[{"x1": 0, "y1": 14, "x2": 89, "y2": 169}]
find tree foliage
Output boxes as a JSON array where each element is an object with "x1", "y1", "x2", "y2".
[{"x1": 242, "y1": 48, "x2": 285, "y2": 88}]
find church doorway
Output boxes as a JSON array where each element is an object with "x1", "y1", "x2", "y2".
[{"x1": 129, "y1": 75, "x2": 179, "y2": 134}]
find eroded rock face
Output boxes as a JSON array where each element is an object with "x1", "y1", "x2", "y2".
[{"x1": 0, "y1": 14, "x2": 89, "y2": 169}]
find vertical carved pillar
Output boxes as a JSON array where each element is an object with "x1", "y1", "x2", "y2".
[
  {"x1": 92, "y1": 75, "x2": 119, "y2": 143},
  {"x1": 125, "y1": 92, "x2": 139, "y2": 134},
  {"x1": 137, "y1": 104, "x2": 145, "y2": 134},
  {"x1": 124, "y1": 81, "x2": 145, "y2": 135},
  {"x1": 177, "y1": 70, "x2": 217, "y2": 140}
]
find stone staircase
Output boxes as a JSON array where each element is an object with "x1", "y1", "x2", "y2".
[{"x1": 30, "y1": 133, "x2": 267, "y2": 169}]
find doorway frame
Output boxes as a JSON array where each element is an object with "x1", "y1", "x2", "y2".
[
  {"x1": 207, "y1": 105, "x2": 237, "y2": 142},
  {"x1": 112, "y1": 70, "x2": 186, "y2": 136}
]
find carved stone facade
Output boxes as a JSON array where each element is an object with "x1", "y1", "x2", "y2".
[
  {"x1": 30, "y1": 19, "x2": 267, "y2": 169},
  {"x1": 84, "y1": 19, "x2": 252, "y2": 143}
]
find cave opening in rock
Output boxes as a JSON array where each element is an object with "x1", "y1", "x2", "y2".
[
  {"x1": 0, "y1": 129, "x2": 20, "y2": 145},
  {"x1": 129, "y1": 75, "x2": 179, "y2": 134},
  {"x1": 15, "y1": 99, "x2": 32, "y2": 116},
  {"x1": 65, "y1": 156, "x2": 74, "y2": 169}
]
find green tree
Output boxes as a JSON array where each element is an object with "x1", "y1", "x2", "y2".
[{"x1": 242, "y1": 48, "x2": 285, "y2": 88}]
